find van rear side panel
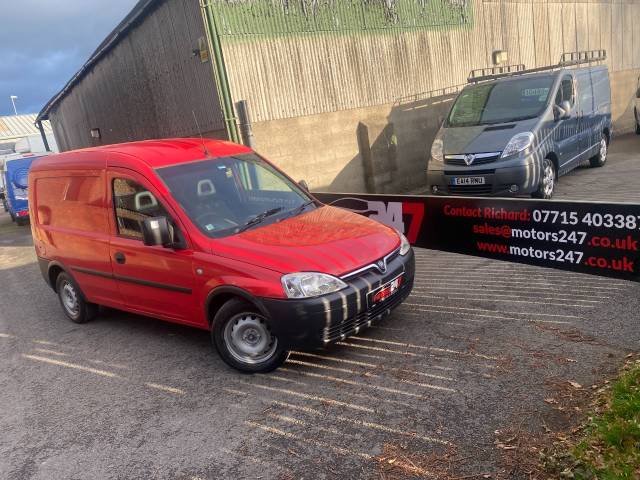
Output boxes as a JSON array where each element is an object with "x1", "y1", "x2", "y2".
[{"x1": 32, "y1": 167, "x2": 120, "y2": 305}]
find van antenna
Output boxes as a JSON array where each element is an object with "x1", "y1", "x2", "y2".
[{"x1": 192, "y1": 110, "x2": 210, "y2": 157}]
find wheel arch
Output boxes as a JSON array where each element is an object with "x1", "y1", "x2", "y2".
[{"x1": 205, "y1": 286, "x2": 270, "y2": 328}]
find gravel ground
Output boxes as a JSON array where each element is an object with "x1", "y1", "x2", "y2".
[{"x1": 1, "y1": 134, "x2": 639, "y2": 479}]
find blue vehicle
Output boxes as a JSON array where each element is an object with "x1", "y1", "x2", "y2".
[{"x1": 2, "y1": 154, "x2": 42, "y2": 226}]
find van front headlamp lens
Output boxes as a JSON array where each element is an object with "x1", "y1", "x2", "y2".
[
  {"x1": 501, "y1": 132, "x2": 534, "y2": 158},
  {"x1": 430, "y1": 138, "x2": 444, "y2": 163},
  {"x1": 282, "y1": 272, "x2": 347, "y2": 299},
  {"x1": 395, "y1": 230, "x2": 411, "y2": 256}
]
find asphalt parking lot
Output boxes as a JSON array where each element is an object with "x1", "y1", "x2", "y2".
[{"x1": 1, "y1": 134, "x2": 639, "y2": 479}]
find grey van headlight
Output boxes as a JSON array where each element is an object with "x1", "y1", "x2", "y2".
[
  {"x1": 501, "y1": 132, "x2": 534, "y2": 158},
  {"x1": 396, "y1": 229, "x2": 411, "y2": 256},
  {"x1": 282, "y1": 272, "x2": 347, "y2": 299},
  {"x1": 430, "y1": 138, "x2": 444, "y2": 163}
]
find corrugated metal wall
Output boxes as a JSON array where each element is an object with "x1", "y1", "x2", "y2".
[
  {"x1": 50, "y1": 0, "x2": 224, "y2": 151},
  {"x1": 211, "y1": 0, "x2": 640, "y2": 123}
]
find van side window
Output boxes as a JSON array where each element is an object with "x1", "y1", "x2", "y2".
[
  {"x1": 556, "y1": 76, "x2": 575, "y2": 107},
  {"x1": 112, "y1": 178, "x2": 169, "y2": 239}
]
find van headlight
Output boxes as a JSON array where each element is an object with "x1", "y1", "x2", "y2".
[
  {"x1": 501, "y1": 132, "x2": 534, "y2": 158},
  {"x1": 396, "y1": 230, "x2": 411, "y2": 256},
  {"x1": 430, "y1": 138, "x2": 444, "y2": 163},
  {"x1": 282, "y1": 272, "x2": 347, "y2": 299}
]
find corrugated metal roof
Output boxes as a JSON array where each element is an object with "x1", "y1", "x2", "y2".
[{"x1": 0, "y1": 114, "x2": 52, "y2": 142}]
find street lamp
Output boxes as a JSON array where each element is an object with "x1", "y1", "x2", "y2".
[{"x1": 10, "y1": 96, "x2": 18, "y2": 115}]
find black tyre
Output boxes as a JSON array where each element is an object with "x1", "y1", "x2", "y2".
[
  {"x1": 635, "y1": 109, "x2": 640, "y2": 135},
  {"x1": 589, "y1": 134, "x2": 608, "y2": 168},
  {"x1": 55, "y1": 272, "x2": 98, "y2": 324},
  {"x1": 212, "y1": 298, "x2": 289, "y2": 373},
  {"x1": 532, "y1": 157, "x2": 556, "y2": 199}
]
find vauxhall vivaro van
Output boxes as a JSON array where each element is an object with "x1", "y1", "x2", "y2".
[
  {"x1": 428, "y1": 52, "x2": 612, "y2": 199},
  {"x1": 29, "y1": 139, "x2": 414, "y2": 373}
]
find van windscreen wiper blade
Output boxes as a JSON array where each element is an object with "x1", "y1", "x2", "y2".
[
  {"x1": 287, "y1": 200, "x2": 315, "y2": 218},
  {"x1": 237, "y1": 207, "x2": 283, "y2": 233}
]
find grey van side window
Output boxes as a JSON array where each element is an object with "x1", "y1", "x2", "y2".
[
  {"x1": 555, "y1": 76, "x2": 575, "y2": 107},
  {"x1": 113, "y1": 178, "x2": 169, "y2": 239}
]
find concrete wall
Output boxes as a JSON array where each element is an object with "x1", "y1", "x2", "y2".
[{"x1": 221, "y1": 0, "x2": 640, "y2": 192}]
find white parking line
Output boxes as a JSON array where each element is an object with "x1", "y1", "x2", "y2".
[
  {"x1": 412, "y1": 280, "x2": 620, "y2": 293},
  {"x1": 402, "y1": 303, "x2": 582, "y2": 318},
  {"x1": 398, "y1": 307, "x2": 573, "y2": 325},
  {"x1": 412, "y1": 285, "x2": 609, "y2": 299},
  {"x1": 407, "y1": 296, "x2": 596, "y2": 308},
  {"x1": 145, "y1": 383, "x2": 185, "y2": 395},
  {"x1": 22, "y1": 354, "x2": 121, "y2": 378},
  {"x1": 244, "y1": 383, "x2": 374, "y2": 413},
  {"x1": 350, "y1": 336, "x2": 500, "y2": 360},
  {"x1": 280, "y1": 367, "x2": 457, "y2": 395}
]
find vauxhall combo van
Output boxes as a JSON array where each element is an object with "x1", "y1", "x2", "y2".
[
  {"x1": 428, "y1": 63, "x2": 612, "y2": 199},
  {"x1": 29, "y1": 139, "x2": 414, "y2": 372}
]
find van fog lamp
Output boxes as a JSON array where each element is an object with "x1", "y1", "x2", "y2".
[
  {"x1": 501, "y1": 132, "x2": 534, "y2": 158},
  {"x1": 281, "y1": 272, "x2": 347, "y2": 299},
  {"x1": 509, "y1": 185, "x2": 519, "y2": 193}
]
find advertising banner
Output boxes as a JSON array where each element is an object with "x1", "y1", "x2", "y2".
[{"x1": 314, "y1": 193, "x2": 640, "y2": 282}]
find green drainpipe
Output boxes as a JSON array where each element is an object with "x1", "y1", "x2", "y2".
[{"x1": 200, "y1": 0, "x2": 240, "y2": 143}]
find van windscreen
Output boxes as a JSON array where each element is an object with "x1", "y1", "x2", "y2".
[
  {"x1": 156, "y1": 153, "x2": 313, "y2": 238},
  {"x1": 447, "y1": 76, "x2": 554, "y2": 127}
]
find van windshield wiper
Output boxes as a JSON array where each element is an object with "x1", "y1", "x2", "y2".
[
  {"x1": 287, "y1": 200, "x2": 315, "y2": 218},
  {"x1": 237, "y1": 207, "x2": 283, "y2": 233}
]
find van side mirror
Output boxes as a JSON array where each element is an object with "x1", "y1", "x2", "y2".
[
  {"x1": 298, "y1": 179, "x2": 309, "y2": 191},
  {"x1": 555, "y1": 100, "x2": 572, "y2": 120},
  {"x1": 141, "y1": 217, "x2": 173, "y2": 247}
]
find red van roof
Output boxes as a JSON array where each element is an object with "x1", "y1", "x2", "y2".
[{"x1": 31, "y1": 138, "x2": 253, "y2": 171}]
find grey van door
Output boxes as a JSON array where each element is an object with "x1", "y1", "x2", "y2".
[
  {"x1": 576, "y1": 70, "x2": 596, "y2": 159},
  {"x1": 554, "y1": 75, "x2": 580, "y2": 171}
]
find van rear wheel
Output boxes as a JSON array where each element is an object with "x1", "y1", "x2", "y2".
[
  {"x1": 55, "y1": 272, "x2": 98, "y2": 324},
  {"x1": 589, "y1": 134, "x2": 608, "y2": 168},
  {"x1": 532, "y1": 158, "x2": 556, "y2": 199},
  {"x1": 212, "y1": 298, "x2": 289, "y2": 373}
]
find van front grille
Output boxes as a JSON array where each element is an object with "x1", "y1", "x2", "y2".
[
  {"x1": 448, "y1": 184, "x2": 493, "y2": 195},
  {"x1": 445, "y1": 153, "x2": 501, "y2": 166}
]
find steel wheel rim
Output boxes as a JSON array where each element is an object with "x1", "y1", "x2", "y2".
[
  {"x1": 543, "y1": 162, "x2": 555, "y2": 197},
  {"x1": 599, "y1": 138, "x2": 607, "y2": 163},
  {"x1": 223, "y1": 313, "x2": 277, "y2": 365},
  {"x1": 61, "y1": 281, "x2": 79, "y2": 316}
]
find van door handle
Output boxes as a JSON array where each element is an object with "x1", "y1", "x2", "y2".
[{"x1": 114, "y1": 252, "x2": 126, "y2": 264}]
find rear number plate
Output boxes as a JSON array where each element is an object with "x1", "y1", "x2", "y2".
[
  {"x1": 452, "y1": 176, "x2": 485, "y2": 185},
  {"x1": 368, "y1": 275, "x2": 403, "y2": 307}
]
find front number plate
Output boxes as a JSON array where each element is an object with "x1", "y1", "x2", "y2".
[
  {"x1": 368, "y1": 275, "x2": 403, "y2": 307},
  {"x1": 452, "y1": 176, "x2": 485, "y2": 186}
]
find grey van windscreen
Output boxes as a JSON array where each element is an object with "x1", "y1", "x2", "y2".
[
  {"x1": 447, "y1": 76, "x2": 554, "y2": 127},
  {"x1": 156, "y1": 154, "x2": 313, "y2": 238}
]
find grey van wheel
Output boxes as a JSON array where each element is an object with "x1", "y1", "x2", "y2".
[
  {"x1": 589, "y1": 134, "x2": 608, "y2": 168},
  {"x1": 532, "y1": 158, "x2": 555, "y2": 199},
  {"x1": 212, "y1": 298, "x2": 289, "y2": 373},
  {"x1": 55, "y1": 272, "x2": 98, "y2": 324}
]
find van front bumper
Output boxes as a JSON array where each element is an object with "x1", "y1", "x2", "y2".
[
  {"x1": 427, "y1": 158, "x2": 541, "y2": 196},
  {"x1": 260, "y1": 248, "x2": 415, "y2": 351}
]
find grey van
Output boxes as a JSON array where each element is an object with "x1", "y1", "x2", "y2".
[{"x1": 427, "y1": 59, "x2": 611, "y2": 199}]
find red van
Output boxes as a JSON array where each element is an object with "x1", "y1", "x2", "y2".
[{"x1": 29, "y1": 139, "x2": 414, "y2": 372}]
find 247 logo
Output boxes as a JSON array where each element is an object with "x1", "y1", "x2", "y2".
[{"x1": 328, "y1": 197, "x2": 424, "y2": 243}]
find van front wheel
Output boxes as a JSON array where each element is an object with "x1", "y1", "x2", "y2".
[
  {"x1": 212, "y1": 298, "x2": 289, "y2": 373},
  {"x1": 55, "y1": 272, "x2": 98, "y2": 324},
  {"x1": 532, "y1": 158, "x2": 556, "y2": 199}
]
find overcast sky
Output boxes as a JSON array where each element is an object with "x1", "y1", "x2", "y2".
[{"x1": 0, "y1": 0, "x2": 138, "y2": 117}]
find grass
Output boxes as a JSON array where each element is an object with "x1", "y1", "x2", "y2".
[{"x1": 544, "y1": 360, "x2": 640, "y2": 479}]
